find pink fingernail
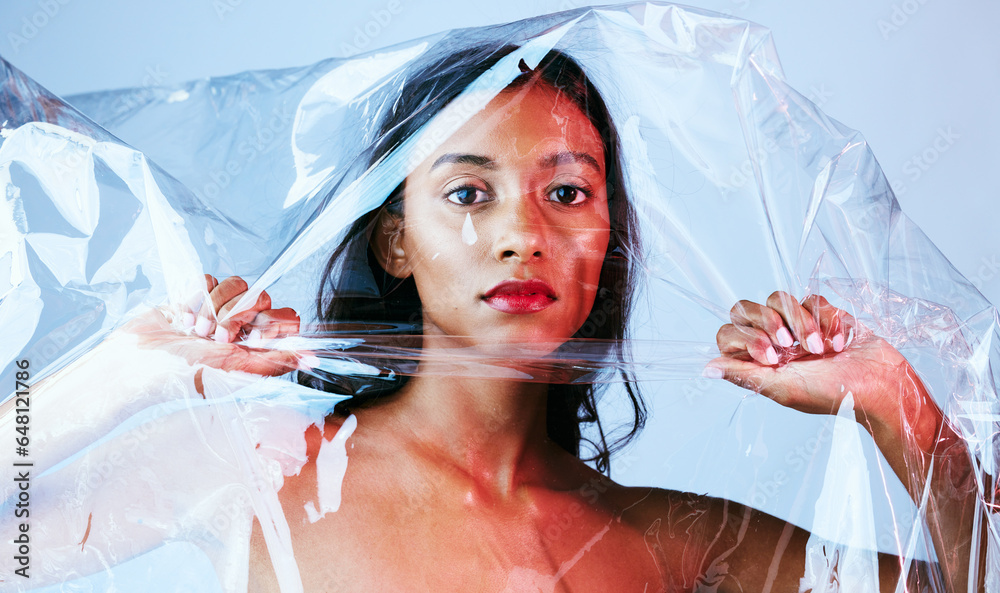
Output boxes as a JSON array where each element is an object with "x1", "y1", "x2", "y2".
[
  {"x1": 194, "y1": 316, "x2": 213, "y2": 338},
  {"x1": 776, "y1": 327, "x2": 793, "y2": 348},
  {"x1": 701, "y1": 365, "x2": 724, "y2": 380},
  {"x1": 213, "y1": 326, "x2": 229, "y2": 343},
  {"x1": 182, "y1": 312, "x2": 196, "y2": 329},
  {"x1": 832, "y1": 333, "x2": 845, "y2": 352},
  {"x1": 765, "y1": 346, "x2": 779, "y2": 365},
  {"x1": 806, "y1": 332, "x2": 824, "y2": 354},
  {"x1": 298, "y1": 355, "x2": 322, "y2": 371}
]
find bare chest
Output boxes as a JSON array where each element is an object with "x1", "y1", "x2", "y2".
[
  {"x1": 248, "y1": 469, "x2": 670, "y2": 592},
  {"x1": 250, "y1": 512, "x2": 665, "y2": 592}
]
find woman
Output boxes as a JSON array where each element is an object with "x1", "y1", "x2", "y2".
[{"x1": 7, "y1": 45, "x2": 980, "y2": 591}]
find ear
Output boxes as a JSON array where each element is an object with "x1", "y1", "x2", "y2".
[{"x1": 370, "y1": 207, "x2": 412, "y2": 279}]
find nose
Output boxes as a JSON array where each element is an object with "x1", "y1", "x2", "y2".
[{"x1": 492, "y1": 193, "x2": 548, "y2": 263}]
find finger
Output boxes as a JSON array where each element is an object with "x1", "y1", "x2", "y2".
[
  {"x1": 209, "y1": 276, "x2": 249, "y2": 314},
  {"x1": 194, "y1": 276, "x2": 249, "y2": 338},
  {"x1": 180, "y1": 275, "x2": 219, "y2": 329},
  {"x1": 702, "y1": 357, "x2": 776, "y2": 394},
  {"x1": 214, "y1": 290, "x2": 272, "y2": 343},
  {"x1": 248, "y1": 308, "x2": 301, "y2": 341},
  {"x1": 182, "y1": 292, "x2": 205, "y2": 330},
  {"x1": 730, "y1": 300, "x2": 793, "y2": 348},
  {"x1": 193, "y1": 294, "x2": 216, "y2": 338},
  {"x1": 716, "y1": 324, "x2": 780, "y2": 366},
  {"x1": 766, "y1": 291, "x2": 823, "y2": 355},
  {"x1": 800, "y1": 295, "x2": 856, "y2": 353}
]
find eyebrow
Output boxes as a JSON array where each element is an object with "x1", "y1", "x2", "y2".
[
  {"x1": 538, "y1": 151, "x2": 602, "y2": 174},
  {"x1": 431, "y1": 153, "x2": 496, "y2": 170},
  {"x1": 430, "y1": 151, "x2": 603, "y2": 174}
]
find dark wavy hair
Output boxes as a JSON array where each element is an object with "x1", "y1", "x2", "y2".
[{"x1": 301, "y1": 43, "x2": 645, "y2": 474}]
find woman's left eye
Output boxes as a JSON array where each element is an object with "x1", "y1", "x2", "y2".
[{"x1": 547, "y1": 185, "x2": 589, "y2": 205}]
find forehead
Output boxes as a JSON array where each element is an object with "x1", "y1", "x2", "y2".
[{"x1": 421, "y1": 83, "x2": 606, "y2": 172}]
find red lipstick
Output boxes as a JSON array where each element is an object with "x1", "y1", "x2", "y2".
[{"x1": 483, "y1": 279, "x2": 556, "y2": 314}]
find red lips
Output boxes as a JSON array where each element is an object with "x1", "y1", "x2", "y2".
[{"x1": 482, "y1": 279, "x2": 557, "y2": 314}]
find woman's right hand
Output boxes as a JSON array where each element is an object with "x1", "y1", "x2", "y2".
[
  {"x1": 124, "y1": 274, "x2": 311, "y2": 376},
  {"x1": 0, "y1": 276, "x2": 313, "y2": 585}
]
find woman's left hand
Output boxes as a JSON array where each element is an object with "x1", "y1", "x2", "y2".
[
  {"x1": 707, "y1": 292, "x2": 979, "y2": 593},
  {"x1": 704, "y1": 291, "x2": 918, "y2": 428}
]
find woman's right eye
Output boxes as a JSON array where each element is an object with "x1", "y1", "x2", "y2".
[{"x1": 445, "y1": 186, "x2": 489, "y2": 205}]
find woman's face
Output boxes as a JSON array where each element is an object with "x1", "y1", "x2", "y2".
[{"x1": 376, "y1": 82, "x2": 610, "y2": 355}]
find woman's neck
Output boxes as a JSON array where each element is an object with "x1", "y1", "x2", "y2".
[{"x1": 377, "y1": 368, "x2": 552, "y2": 500}]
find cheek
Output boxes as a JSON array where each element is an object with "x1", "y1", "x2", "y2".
[
  {"x1": 565, "y1": 227, "x2": 611, "y2": 323},
  {"x1": 404, "y1": 212, "x2": 459, "y2": 264},
  {"x1": 579, "y1": 224, "x2": 611, "y2": 282},
  {"x1": 405, "y1": 220, "x2": 481, "y2": 308}
]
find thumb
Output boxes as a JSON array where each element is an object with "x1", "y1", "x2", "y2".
[{"x1": 703, "y1": 357, "x2": 775, "y2": 394}]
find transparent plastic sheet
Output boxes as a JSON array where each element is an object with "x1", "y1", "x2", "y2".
[{"x1": 0, "y1": 2, "x2": 997, "y2": 591}]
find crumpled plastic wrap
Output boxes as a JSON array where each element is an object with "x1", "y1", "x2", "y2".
[{"x1": 1, "y1": 3, "x2": 997, "y2": 592}]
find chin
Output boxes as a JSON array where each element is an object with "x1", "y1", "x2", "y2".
[
  {"x1": 422, "y1": 310, "x2": 586, "y2": 363},
  {"x1": 418, "y1": 328, "x2": 592, "y2": 383},
  {"x1": 480, "y1": 326, "x2": 583, "y2": 364}
]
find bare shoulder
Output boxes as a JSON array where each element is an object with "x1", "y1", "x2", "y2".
[
  {"x1": 610, "y1": 486, "x2": 727, "y2": 554},
  {"x1": 607, "y1": 485, "x2": 813, "y2": 593},
  {"x1": 616, "y1": 485, "x2": 805, "y2": 541}
]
